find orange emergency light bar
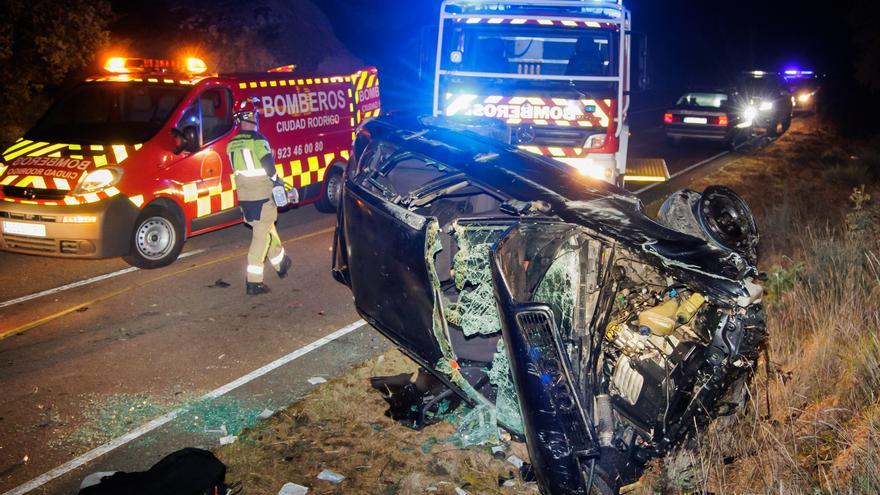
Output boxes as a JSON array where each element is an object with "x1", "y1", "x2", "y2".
[
  {"x1": 268, "y1": 64, "x2": 297, "y2": 73},
  {"x1": 104, "y1": 56, "x2": 208, "y2": 75}
]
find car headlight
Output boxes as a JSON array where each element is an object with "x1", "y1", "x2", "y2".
[
  {"x1": 743, "y1": 105, "x2": 758, "y2": 122},
  {"x1": 74, "y1": 167, "x2": 123, "y2": 195},
  {"x1": 758, "y1": 100, "x2": 774, "y2": 111}
]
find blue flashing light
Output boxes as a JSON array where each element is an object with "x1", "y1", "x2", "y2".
[{"x1": 540, "y1": 371, "x2": 553, "y2": 384}]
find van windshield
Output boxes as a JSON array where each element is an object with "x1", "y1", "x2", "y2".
[{"x1": 26, "y1": 82, "x2": 189, "y2": 144}]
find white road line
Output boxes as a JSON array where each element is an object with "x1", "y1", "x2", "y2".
[
  {"x1": 0, "y1": 249, "x2": 206, "y2": 309},
  {"x1": 2, "y1": 319, "x2": 367, "y2": 495},
  {"x1": 633, "y1": 150, "x2": 730, "y2": 195}
]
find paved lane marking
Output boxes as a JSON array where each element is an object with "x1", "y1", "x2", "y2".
[
  {"x1": 0, "y1": 227, "x2": 334, "y2": 341},
  {"x1": 633, "y1": 150, "x2": 730, "y2": 195},
  {"x1": 0, "y1": 250, "x2": 206, "y2": 310},
  {"x1": 1, "y1": 319, "x2": 367, "y2": 495}
]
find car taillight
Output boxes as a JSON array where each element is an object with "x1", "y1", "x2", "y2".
[
  {"x1": 664, "y1": 113, "x2": 674, "y2": 124},
  {"x1": 717, "y1": 114, "x2": 729, "y2": 126}
]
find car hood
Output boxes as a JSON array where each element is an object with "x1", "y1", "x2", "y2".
[{"x1": 365, "y1": 114, "x2": 752, "y2": 299}]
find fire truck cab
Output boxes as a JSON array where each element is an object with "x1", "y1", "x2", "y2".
[
  {"x1": 433, "y1": 0, "x2": 665, "y2": 185},
  {"x1": 0, "y1": 57, "x2": 380, "y2": 268}
]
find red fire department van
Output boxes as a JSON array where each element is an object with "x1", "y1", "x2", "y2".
[{"x1": 0, "y1": 57, "x2": 380, "y2": 268}]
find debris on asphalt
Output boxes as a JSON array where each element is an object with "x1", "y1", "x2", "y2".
[
  {"x1": 257, "y1": 408, "x2": 274, "y2": 419},
  {"x1": 316, "y1": 469, "x2": 345, "y2": 483},
  {"x1": 455, "y1": 487, "x2": 470, "y2": 495},
  {"x1": 277, "y1": 482, "x2": 309, "y2": 495},
  {"x1": 75, "y1": 307, "x2": 89, "y2": 313},
  {"x1": 219, "y1": 435, "x2": 237, "y2": 445},
  {"x1": 79, "y1": 471, "x2": 116, "y2": 489},
  {"x1": 307, "y1": 376, "x2": 327, "y2": 385},
  {"x1": 207, "y1": 279, "x2": 231, "y2": 288}
]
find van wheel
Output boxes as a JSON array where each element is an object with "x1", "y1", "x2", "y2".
[
  {"x1": 123, "y1": 205, "x2": 185, "y2": 269},
  {"x1": 315, "y1": 167, "x2": 343, "y2": 213}
]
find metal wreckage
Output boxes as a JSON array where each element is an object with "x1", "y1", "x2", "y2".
[{"x1": 332, "y1": 114, "x2": 767, "y2": 494}]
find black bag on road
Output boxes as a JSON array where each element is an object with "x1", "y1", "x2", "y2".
[{"x1": 78, "y1": 448, "x2": 228, "y2": 495}]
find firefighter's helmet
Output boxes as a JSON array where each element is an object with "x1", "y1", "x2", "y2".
[{"x1": 234, "y1": 98, "x2": 260, "y2": 126}]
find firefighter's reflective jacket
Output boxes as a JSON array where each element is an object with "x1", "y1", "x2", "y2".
[{"x1": 227, "y1": 131, "x2": 276, "y2": 202}]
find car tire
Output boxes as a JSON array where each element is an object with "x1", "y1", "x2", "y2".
[
  {"x1": 315, "y1": 167, "x2": 343, "y2": 213},
  {"x1": 122, "y1": 204, "x2": 185, "y2": 269},
  {"x1": 781, "y1": 115, "x2": 792, "y2": 133}
]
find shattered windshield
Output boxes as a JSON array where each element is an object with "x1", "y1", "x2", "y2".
[
  {"x1": 442, "y1": 23, "x2": 619, "y2": 77},
  {"x1": 27, "y1": 82, "x2": 189, "y2": 144}
]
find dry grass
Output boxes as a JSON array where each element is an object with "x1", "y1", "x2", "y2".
[
  {"x1": 215, "y1": 349, "x2": 536, "y2": 495},
  {"x1": 641, "y1": 118, "x2": 880, "y2": 494}
]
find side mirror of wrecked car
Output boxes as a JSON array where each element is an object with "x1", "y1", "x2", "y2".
[{"x1": 172, "y1": 126, "x2": 200, "y2": 155}]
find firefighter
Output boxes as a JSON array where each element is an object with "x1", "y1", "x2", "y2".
[{"x1": 228, "y1": 98, "x2": 292, "y2": 295}]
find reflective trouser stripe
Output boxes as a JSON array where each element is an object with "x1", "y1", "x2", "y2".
[
  {"x1": 269, "y1": 248, "x2": 285, "y2": 267},
  {"x1": 247, "y1": 265, "x2": 263, "y2": 275},
  {"x1": 245, "y1": 201, "x2": 282, "y2": 284}
]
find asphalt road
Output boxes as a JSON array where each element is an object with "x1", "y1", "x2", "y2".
[{"x1": 0, "y1": 115, "x2": 743, "y2": 494}]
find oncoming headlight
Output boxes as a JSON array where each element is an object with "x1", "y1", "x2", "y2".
[{"x1": 75, "y1": 167, "x2": 123, "y2": 195}]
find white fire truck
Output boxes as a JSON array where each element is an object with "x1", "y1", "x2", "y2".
[{"x1": 432, "y1": 0, "x2": 667, "y2": 185}]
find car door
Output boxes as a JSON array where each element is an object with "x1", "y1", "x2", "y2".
[
  {"x1": 165, "y1": 86, "x2": 238, "y2": 232},
  {"x1": 341, "y1": 149, "x2": 457, "y2": 366}
]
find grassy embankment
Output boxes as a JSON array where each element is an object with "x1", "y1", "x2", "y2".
[
  {"x1": 216, "y1": 116, "x2": 879, "y2": 494},
  {"x1": 645, "y1": 117, "x2": 880, "y2": 494}
]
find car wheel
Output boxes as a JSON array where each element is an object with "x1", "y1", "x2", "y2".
[
  {"x1": 781, "y1": 115, "x2": 792, "y2": 133},
  {"x1": 315, "y1": 167, "x2": 343, "y2": 213},
  {"x1": 123, "y1": 204, "x2": 185, "y2": 269}
]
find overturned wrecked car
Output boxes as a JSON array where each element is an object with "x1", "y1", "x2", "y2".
[{"x1": 332, "y1": 114, "x2": 766, "y2": 494}]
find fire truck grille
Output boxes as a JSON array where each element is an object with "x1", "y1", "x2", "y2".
[
  {"x1": 531, "y1": 127, "x2": 595, "y2": 148},
  {"x1": 3, "y1": 186, "x2": 68, "y2": 201}
]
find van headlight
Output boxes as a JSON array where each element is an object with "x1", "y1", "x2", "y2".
[
  {"x1": 758, "y1": 100, "x2": 774, "y2": 111},
  {"x1": 75, "y1": 167, "x2": 123, "y2": 195},
  {"x1": 742, "y1": 105, "x2": 758, "y2": 122}
]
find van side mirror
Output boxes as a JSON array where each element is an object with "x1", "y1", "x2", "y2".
[
  {"x1": 172, "y1": 126, "x2": 200, "y2": 154},
  {"x1": 630, "y1": 32, "x2": 651, "y2": 92},
  {"x1": 419, "y1": 25, "x2": 439, "y2": 83}
]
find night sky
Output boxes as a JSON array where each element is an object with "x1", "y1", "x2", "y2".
[{"x1": 316, "y1": 0, "x2": 853, "y2": 91}]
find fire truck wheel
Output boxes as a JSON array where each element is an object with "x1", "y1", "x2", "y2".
[
  {"x1": 123, "y1": 205, "x2": 185, "y2": 269},
  {"x1": 315, "y1": 167, "x2": 343, "y2": 213}
]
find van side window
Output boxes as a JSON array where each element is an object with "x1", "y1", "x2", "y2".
[
  {"x1": 200, "y1": 88, "x2": 233, "y2": 143},
  {"x1": 174, "y1": 88, "x2": 233, "y2": 146}
]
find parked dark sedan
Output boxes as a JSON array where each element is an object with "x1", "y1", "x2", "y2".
[
  {"x1": 333, "y1": 114, "x2": 767, "y2": 494},
  {"x1": 663, "y1": 87, "x2": 750, "y2": 147}
]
